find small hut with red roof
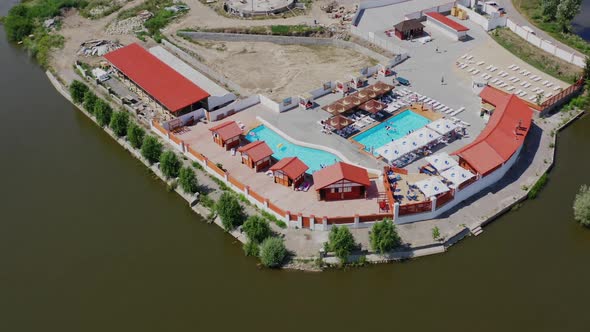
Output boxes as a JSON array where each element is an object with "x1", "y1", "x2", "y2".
[
  {"x1": 270, "y1": 157, "x2": 309, "y2": 189},
  {"x1": 238, "y1": 141, "x2": 274, "y2": 171},
  {"x1": 208, "y1": 121, "x2": 242, "y2": 150},
  {"x1": 312, "y1": 162, "x2": 371, "y2": 201}
]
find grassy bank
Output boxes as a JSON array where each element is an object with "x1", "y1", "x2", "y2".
[
  {"x1": 512, "y1": 0, "x2": 590, "y2": 56},
  {"x1": 194, "y1": 25, "x2": 329, "y2": 37},
  {"x1": 490, "y1": 28, "x2": 581, "y2": 83},
  {"x1": 118, "y1": 0, "x2": 188, "y2": 42}
]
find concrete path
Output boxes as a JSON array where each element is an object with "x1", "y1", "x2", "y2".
[{"x1": 496, "y1": 0, "x2": 585, "y2": 57}]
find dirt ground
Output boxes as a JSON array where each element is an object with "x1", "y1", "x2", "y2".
[{"x1": 175, "y1": 38, "x2": 375, "y2": 100}]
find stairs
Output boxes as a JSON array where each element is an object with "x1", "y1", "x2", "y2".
[{"x1": 470, "y1": 226, "x2": 483, "y2": 236}]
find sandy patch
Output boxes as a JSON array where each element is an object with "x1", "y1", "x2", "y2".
[{"x1": 180, "y1": 39, "x2": 376, "y2": 100}]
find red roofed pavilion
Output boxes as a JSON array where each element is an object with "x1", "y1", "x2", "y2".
[
  {"x1": 270, "y1": 157, "x2": 309, "y2": 189},
  {"x1": 312, "y1": 162, "x2": 371, "y2": 201},
  {"x1": 209, "y1": 121, "x2": 242, "y2": 150},
  {"x1": 238, "y1": 141, "x2": 274, "y2": 172},
  {"x1": 453, "y1": 86, "x2": 533, "y2": 176},
  {"x1": 425, "y1": 12, "x2": 469, "y2": 41},
  {"x1": 104, "y1": 43, "x2": 210, "y2": 114}
]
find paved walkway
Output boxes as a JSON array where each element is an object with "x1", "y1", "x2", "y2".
[{"x1": 496, "y1": 0, "x2": 584, "y2": 57}]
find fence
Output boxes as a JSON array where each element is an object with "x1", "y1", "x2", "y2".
[
  {"x1": 350, "y1": 25, "x2": 408, "y2": 56},
  {"x1": 436, "y1": 190, "x2": 454, "y2": 208},
  {"x1": 398, "y1": 200, "x2": 432, "y2": 216},
  {"x1": 540, "y1": 78, "x2": 585, "y2": 115},
  {"x1": 506, "y1": 19, "x2": 585, "y2": 68},
  {"x1": 207, "y1": 94, "x2": 261, "y2": 121}
]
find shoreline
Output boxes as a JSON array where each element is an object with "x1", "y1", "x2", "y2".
[{"x1": 46, "y1": 69, "x2": 585, "y2": 269}]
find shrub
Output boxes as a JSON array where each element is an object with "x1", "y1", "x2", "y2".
[
  {"x1": 127, "y1": 122, "x2": 145, "y2": 149},
  {"x1": 243, "y1": 241, "x2": 259, "y2": 257},
  {"x1": 178, "y1": 167, "x2": 198, "y2": 194},
  {"x1": 369, "y1": 219, "x2": 401, "y2": 253},
  {"x1": 528, "y1": 173, "x2": 548, "y2": 199},
  {"x1": 573, "y1": 184, "x2": 590, "y2": 227},
  {"x1": 159, "y1": 150, "x2": 181, "y2": 178},
  {"x1": 243, "y1": 216, "x2": 272, "y2": 244},
  {"x1": 69, "y1": 80, "x2": 89, "y2": 104},
  {"x1": 432, "y1": 226, "x2": 441, "y2": 240},
  {"x1": 83, "y1": 91, "x2": 98, "y2": 113},
  {"x1": 327, "y1": 226, "x2": 356, "y2": 262},
  {"x1": 216, "y1": 192, "x2": 246, "y2": 231},
  {"x1": 94, "y1": 99, "x2": 113, "y2": 127},
  {"x1": 109, "y1": 110, "x2": 129, "y2": 137},
  {"x1": 259, "y1": 237, "x2": 287, "y2": 268},
  {"x1": 141, "y1": 135, "x2": 163, "y2": 164}
]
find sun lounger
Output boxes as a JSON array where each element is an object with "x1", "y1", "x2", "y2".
[
  {"x1": 477, "y1": 61, "x2": 485, "y2": 65},
  {"x1": 461, "y1": 54, "x2": 468, "y2": 59},
  {"x1": 450, "y1": 116, "x2": 460, "y2": 123},
  {"x1": 460, "y1": 120, "x2": 470, "y2": 127},
  {"x1": 472, "y1": 69, "x2": 480, "y2": 75},
  {"x1": 533, "y1": 77, "x2": 541, "y2": 82},
  {"x1": 519, "y1": 92, "x2": 527, "y2": 97},
  {"x1": 508, "y1": 64, "x2": 515, "y2": 69},
  {"x1": 545, "y1": 92, "x2": 553, "y2": 98},
  {"x1": 445, "y1": 108, "x2": 454, "y2": 114},
  {"x1": 513, "y1": 66, "x2": 520, "y2": 71},
  {"x1": 546, "y1": 82, "x2": 553, "y2": 87},
  {"x1": 451, "y1": 107, "x2": 465, "y2": 116},
  {"x1": 528, "y1": 95, "x2": 536, "y2": 101},
  {"x1": 467, "y1": 55, "x2": 474, "y2": 60},
  {"x1": 507, "y1": 86, "x2": 515, "y2": 91},
  {"x1": 461, "y1": 64, "x2": 468, "y2": 69},
  {"x1": 231, "y1": 148, "x2": 236, "y2": 156},
  {"x1": 486, "y1": 65, "x2": 492, "y2": 70}
]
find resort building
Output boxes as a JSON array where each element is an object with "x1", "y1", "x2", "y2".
[
  {"x1": 209, "y1": 121, "x2": 242, "y2": 150},
  {"x1": 104, "y1": 43, "x2": 210, "y2": 116},
  {"x1": 393, "y1": 19, "x2": 425, "y2": 40},
  {"x1": 269, "y1": 157, "x2": 308, "y2": 189},
  {"x1": 238, "y1": 141, "x2": 274, "y2": 172},
  {"x1": 424, "y1": 12, "x2": 469, "y2": 41},
  {"x1": 313, "y1": 162, "x2": 371, "y2": 201}
]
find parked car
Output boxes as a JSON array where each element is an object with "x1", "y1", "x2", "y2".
[{"x1": 396, "y1": 77, "x2": 410, "y2": 86}]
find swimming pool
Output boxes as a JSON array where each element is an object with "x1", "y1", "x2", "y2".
[
  {"x1": 352, "y1": 110, "x2": 430, "y2": 154},
  {"x1": 247, "y1": 125, "x2": 341, "y2": 173}
]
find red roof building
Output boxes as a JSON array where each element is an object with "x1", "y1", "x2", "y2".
[
  {"x1": 104, "y1": 43, "x2": 210, "y2": 114},
  {"x1": 270, "y1": 157, "x2": 309, "y2": 189},
  {"x1": 453, "y1": 86, "x2": 533, "y2": 176},
  {"x1": 313, "y1": 162, "x2": 371, "y2": 201},
  {"x1": 238, "y1": 141, "x2": 274, "y2": 171},
  {"x1": 209, "y1": 121, "x2": 242, "y2": 150},
  {"x1": 425, "y1": 12, "x2": 469, "y2": 41}
]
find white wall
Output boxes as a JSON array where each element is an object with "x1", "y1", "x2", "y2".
[
  {"x1": 208, "y1": 95, "x2": 260, "y2": 121},
  {"x1": 457, "y1": 4, "x2": 507, "y2": 31},
  {"x1": 506, "y1": 18, "x2": 584, "y2": 68},
  {"x1": 394, "y1": 145, "x2": 522, "y2": 224},
  {"x1": 259, "y1": 95, "x2": 299, "y2": 113},
  {"x1": 208, "y1": 93, "x2": 237, "y2": 110},
  {"x1": 308, "y1": 82, "x2": 335, "y2": 99},
  {"x1": 162, "y1": 108, "x2": 206, "y2": 130}
]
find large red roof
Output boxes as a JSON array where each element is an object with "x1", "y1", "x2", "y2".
[
  {"x1": 270, "y1": 157, "x2": 309, "y2": 179},
  {"x1": 452, "y1": 86, "x2": 533, "y2": 175},
  {"x1": 313, "y1": 162, "x2": 371, "y2": 190},
  {"x1": 209, "y1": 121, "x2": 242, "y2": 141},
  {"x1": 425, "y1": 12, "x2": 469, "y2": 32},
  {"x1": 238, "y1": 141, "x2": 273, "y2": 163},
  {"x1": 104, "y1": 43, "x2": 210, "y2": 112}
]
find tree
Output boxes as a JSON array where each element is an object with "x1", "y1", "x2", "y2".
[
  {"x1": 216, "y1": 192, "x2": 245, "y2": 231},
  {"x1": 370, "y1": 219, "x2": 401, "y2": 253},
  {"x1": 141, "y1": 135, "x2": 163, "y2": 164},
  {"x1": 109, "y1": 111, "x2": 129, "y2": 137},
  {"x1": 573, "y1": 184, "x2": 590, "y2": 227},
  {"x1": 69, "y1": 80, "x2": 89, "y2": 104},
  {"x1": 583, "y1": 56, "x2": 590, "y2": 82},
  {"x1": 127, "y1": 123, "x2": 145, "y2": 149},
  {"x1": 243, "y1": 241, "x2": 259, "y2": 257},
  {"x1": 94, "y1": 99, "x2": 113, "y2": 127},
  {"x1": 243, "y1": 216, "x2": 272, "y2": 244},
  {"x1": 3, "y1": 5, "x2": 34, "y2": 42},
  {"x1": 556, "y1": 0, "x2": 582, "y2": 32},
  {"x1": 541, "y1": 0, "x2": 559, "y2": 20},
  {"x1": 259, "y1": 237, "x2": 287, "y2": 268},
  {"x1": 83, "y1": 91, "x2": 98, "y2": 114},
  {"x1": 178, "y1": 167, "x2": 198, "y2": 194},
  {"x1": 327, "y1": 226, "x2": 356, "y2": 262},
  {"x1": 159, "y1": 150, "x2": 181, "y2": 179}
]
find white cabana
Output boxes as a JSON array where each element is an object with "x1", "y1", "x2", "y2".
[
  {"x1": 425, "y1": 152, "x2": 458, "y2": 172},
  {"x1": 427, "y1": 118, "x2": 459, "y2": 136},
  {"x1": 413, "y1": 177, "x2": 450, "y2": 197},
  {"x1": 407, "y1": 127, "x2": 441, "y2": 147},
  {"x1": 440, "y1": 165, "x2": 476, "y2": 187},
  {"x1": 376, "y1": 138, "x2": 414, "y2": 162}
]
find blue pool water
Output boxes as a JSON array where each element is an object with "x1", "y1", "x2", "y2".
[
  {"x1": 247, "y1": 125, "x2": 341, "y2": 173},
  {"x1": 353, "y1": 110, "x2": 430, "y2": 154}
]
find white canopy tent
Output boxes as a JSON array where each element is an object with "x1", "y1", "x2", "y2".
[
  {"x1": 407, "y1": 127, "x2": 441, "y2": 147},
  {"x1": 427, "y1": 118, "x2": 459, "y2": 136},
  {"x1": 440, "y1": 165, "x2": 476, "y2": 187},
  {"x1": 425, "y1": 152, "x2": 458, "y2": 172},
  {"x1": 376, "y1": 137, "x2": 414, "y2": 162},
  {"x1": 413, "y1": 177, "x2": 450, "y2": 197}
]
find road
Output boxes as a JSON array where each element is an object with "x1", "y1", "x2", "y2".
[{"x1": 496, "y1": 0, "x2": 584, "y2": 57}]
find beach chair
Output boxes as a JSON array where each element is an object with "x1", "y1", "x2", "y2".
[
  {"x1": 477, "y1": 61, "x2": 485, "y2": 66},
  {"x1": 507, "y1": 86, "x2": 515, "y2": 91},
  {"x1": 508, "y1": 64, "x2": 515, "y2": 69},
  {"x1": 461, "y1": 54, "x2": 468, "y2": 59},
  {"x1": 486, "y1": 65, "x2": 492, "y2": 70},
  {"x1": 513, "y1": 66, "x2": 520, "y2": 71},
  {"x1": 460, "y1": 120, "x2": 470, "y2": 127},
  {"x1": 467, "y1": 55, "x2": 474, "y2": 60},
  {"x1": 445, "y1": 108, "x2": 454, "y2": 114},
  {"x1": 528, "y1": 95, "x2": 536, "y2": 101},
  {"x1": 473, "y1": 69, "x2": 480, "y2": 75}
]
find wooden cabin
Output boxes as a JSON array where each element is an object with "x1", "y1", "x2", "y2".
[
  {"x1": 312, "y1": 162, "x2": 371, "y2": 201},
  {"x1": 208, "y1": 121, "x2": 242, "y2": 150},
  {"x1": 394, "y1": 19, "x2": 424, "y2": 40},
  {"x1": 269, "y1": 157, "x2": 309, "y2": 189},
  {"x1": 237, "y1": 141, "x2": 274, "y2": 172}
]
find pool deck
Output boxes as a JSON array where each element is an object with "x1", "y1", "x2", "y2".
[{"x1": 177, "y1": 107, "x2": 387, "y2": 218}]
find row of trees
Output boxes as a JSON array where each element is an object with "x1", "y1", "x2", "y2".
[
  {"x1": 70, "y1": 80, "x2": 200, "y2": 195},
  {"x1": 541, "y1": 0, "x2": 582, "y2": 32}
]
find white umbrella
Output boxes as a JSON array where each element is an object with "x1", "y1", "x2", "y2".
[
  {"x1": 425, "y1": 152, "x2": 458, "y2": 172},
  {"x1": 441, "y1": 165, "x2": 475, "y2": 187},
  {"x1": 427, "y1": 118, "x2": 459, "y2": 136},
  {"x1": 413, "y1": 177, "x2": 450, "y2": 197}
]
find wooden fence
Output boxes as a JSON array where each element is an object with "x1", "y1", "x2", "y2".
[
  {"x1": 436, "y1": 190, "x2": 454, "y2": 208},
  {"x1": 399, "y1": 200, "x2": 432, "y2": 216}
]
